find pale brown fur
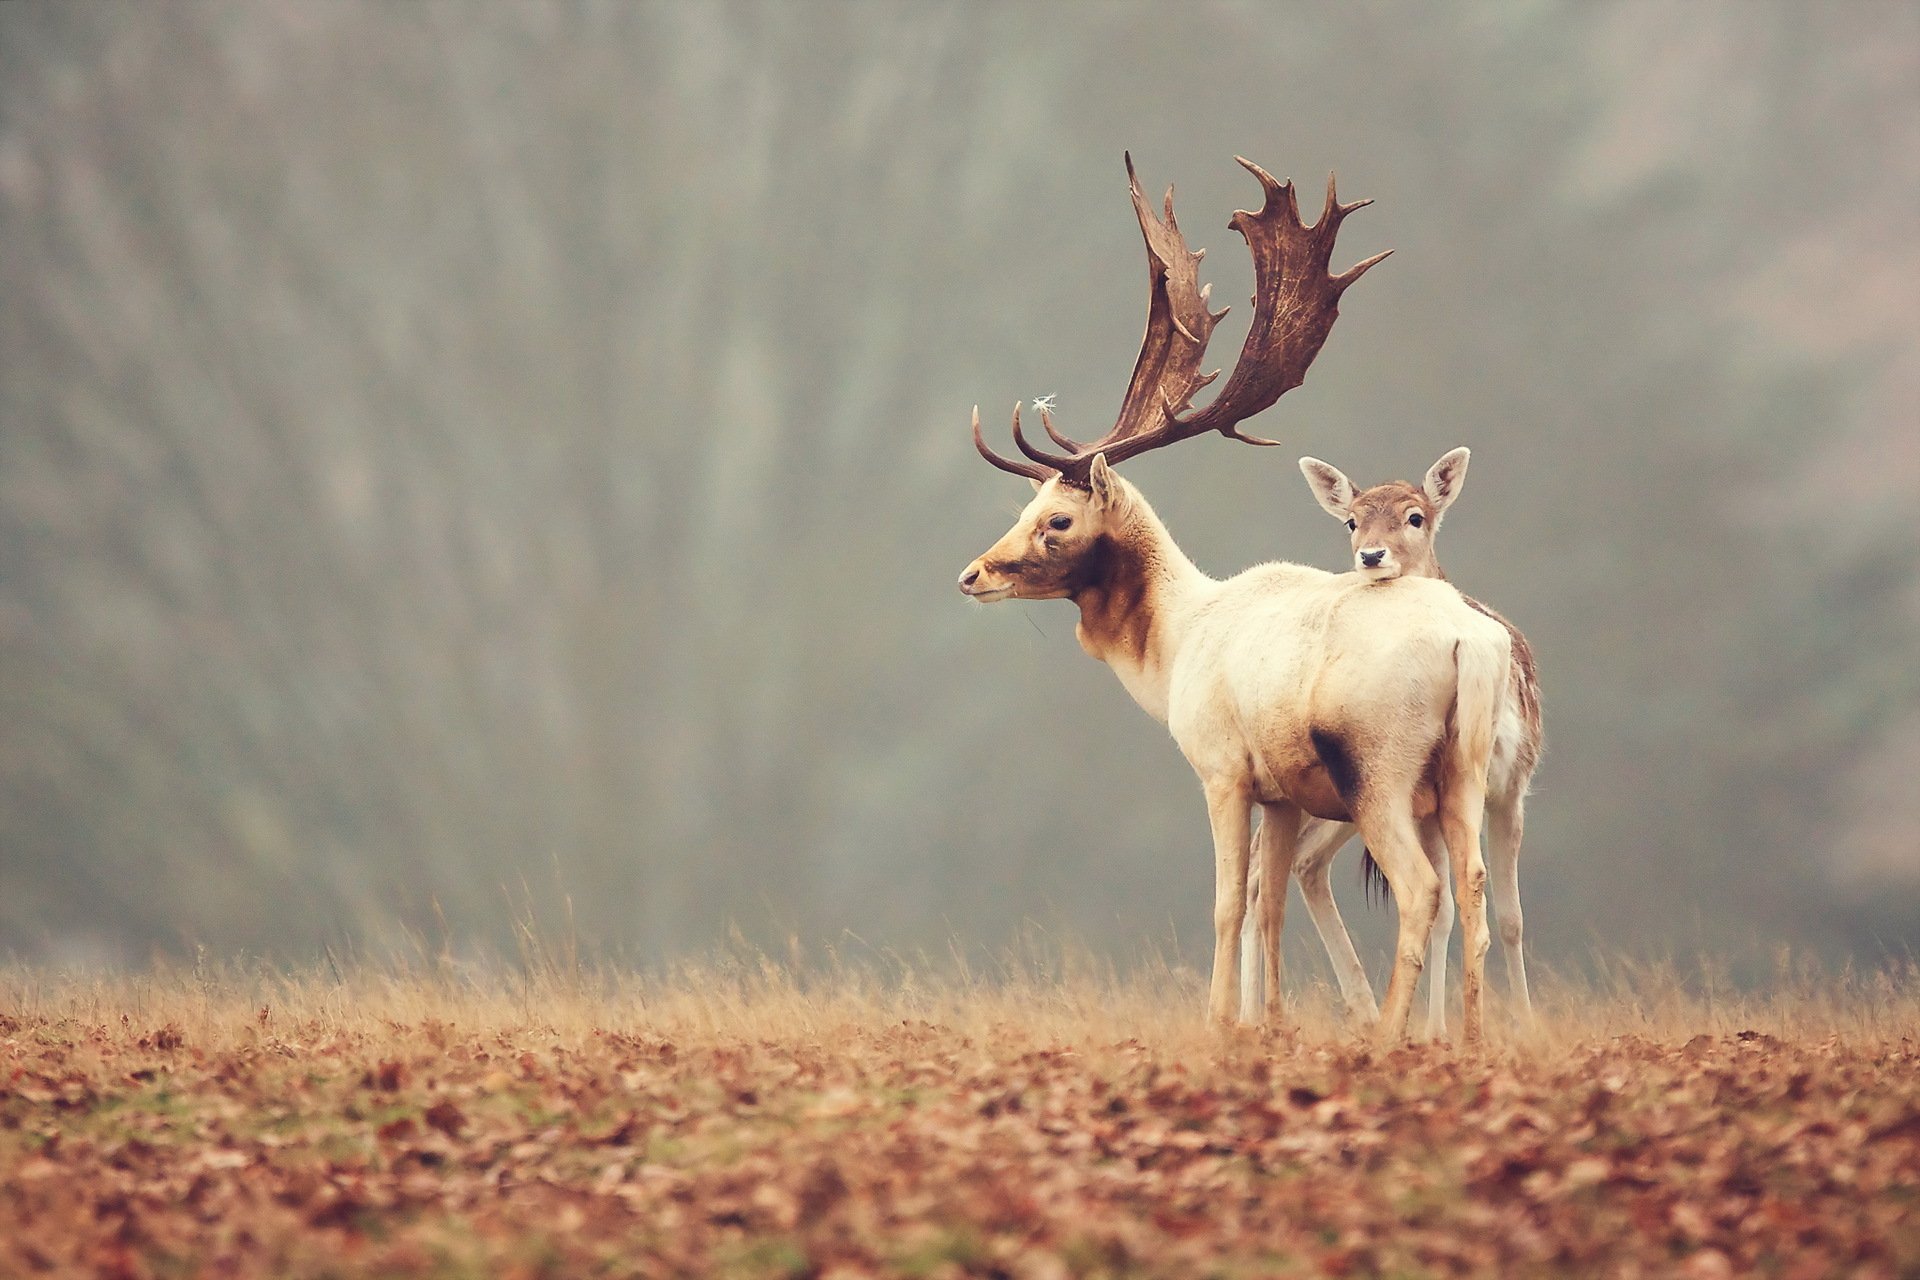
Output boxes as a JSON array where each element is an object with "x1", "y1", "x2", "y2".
[{"x1": 962, "y1": 460, "x2": 1510, "y2": 1043}]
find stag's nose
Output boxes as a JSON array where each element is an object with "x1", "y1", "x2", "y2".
[
  {"x1": 1359, "y1": 549, "x2": 1387, "y2": 569},
  {"x1": 958, "y1": 566, "x2": 981, "y2": 592}
]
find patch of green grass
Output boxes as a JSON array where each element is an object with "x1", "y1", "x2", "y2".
[
  {"x1": 713, "y1": 1236, "x2": 812, "y2": 1280},
  {"x1": 897, "y1": 1227, "x2": 990, "y2": 1276}
]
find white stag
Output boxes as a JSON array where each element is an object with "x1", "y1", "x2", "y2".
[
  {"x1": 1240, "y1": 450, "x2": 1545, "y2": 1033},
  {"x1": 956, "y1": 155, "x2": 1512, "y2": 1042}
]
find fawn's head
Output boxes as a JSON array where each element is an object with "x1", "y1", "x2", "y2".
[{"x1": 1299, "y1": 447, "x2": 1469, "y2": 581}]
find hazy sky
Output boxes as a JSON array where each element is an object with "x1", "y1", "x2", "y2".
[{"x1": 2, "y1": 3, "x2": 1915, "y2": 981}]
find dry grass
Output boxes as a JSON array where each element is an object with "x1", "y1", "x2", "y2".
[{"x1": 5, "y1": 944, "x2": 1916, "y2": 1055}]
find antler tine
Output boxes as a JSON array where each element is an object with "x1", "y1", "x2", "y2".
[
  {"x1": 1320, "y1": 171, "x2": 1395, "y2": 292},
  {"x1": 1010, "y1": 402, "x2": 1075, "y2": 470},
  {"x1": 1220, "y1": 423, "x2": 1283, "y2": 447},
  {"x1": 1323, "y1": 170, "x2": 1374, "y2": 221},
  {"x1": 1334, "y1": 246, "x2": 1394, "y2": 292},
  {"x1": 973, "y1": 404, "x2": 1055, "y2": 482},
  {"x1": 1039, "y1": 407, "x2": 1084, "y2": 452},
  {"x1": 1235, "y1": 154, "x2": 1302, "y2": 228}
]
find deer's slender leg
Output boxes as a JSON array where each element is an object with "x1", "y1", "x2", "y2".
[
  {"x1": 1441, "y1": 781, "x2": 1492, "y2": 1045},
  {"x1": 1203, "y1": 778, "x2": 1255, "y2": 1028},
  {"x1": 1239, "y1": 853, "x2": 1267, "y2": 1024},
  {"x1": 1255, "y1": 802, "x2": 1303, "y2": 1027},
  {"x1": 1486, "y1": 792, "x2": 1531, "y2": 1021},
  {"x1": 1356, "y1": 802, "x2": 1440, "y2": 1043},
  {"x1": 1292, "y1": 820, "x2": 1379, "y2": 1021},
  {"x1": 1418, "y1": 817, "x2": 1454, "y2": 1040},
  {"x1": 1242, "y1": 816, "x2": 1362, "y2": 1022}
]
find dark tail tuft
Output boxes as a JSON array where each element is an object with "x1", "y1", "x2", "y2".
[{"x1": 1360, "y1": 847, "x2": 1391, "y2": 907}]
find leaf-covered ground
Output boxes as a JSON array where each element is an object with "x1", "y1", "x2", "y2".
[{"x1": 2, "y1": 965, "x2": 1917, "y2": 1278}]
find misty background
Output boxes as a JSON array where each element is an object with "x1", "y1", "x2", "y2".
[{"x1": 2, "y1": 3, "x2": 1915, "y2": 982}]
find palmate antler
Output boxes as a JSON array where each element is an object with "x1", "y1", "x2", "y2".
[{"x1": 974, "y1": 153, "x2": 1390, "y2": 486}]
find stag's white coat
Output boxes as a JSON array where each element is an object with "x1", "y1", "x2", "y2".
[{"x1": 961, "y1": 461, "x2": 1512, "y2": 1041}]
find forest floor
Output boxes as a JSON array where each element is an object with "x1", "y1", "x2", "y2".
[{"x1": 2, "y1": 954, "x2": 1918, "y2": 1278}]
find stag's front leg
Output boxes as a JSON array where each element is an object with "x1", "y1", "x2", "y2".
[
  {"x1": 1357, "y1": 803, "x2": 1441, "y2": 1044},
  {"x1": 1203, "y1": 778, "x2": 1254, "y2": 1028},
  {"x1": 1418, "y1": 817, "x2": 1455, "y2": 1040},
  {"x1": 1241, "y1": 809, "x2": 1320, "y2": 1024}
]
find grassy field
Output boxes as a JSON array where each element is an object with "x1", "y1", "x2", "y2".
[{"x1": 2, "y1": 955, "x2": 1917, "y2": 1278}]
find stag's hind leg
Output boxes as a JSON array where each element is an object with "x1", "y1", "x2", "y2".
[
  {"x1": 1441, "y1": 782, "x2": 1492, "y2": 1045},
  {"x1": 1352, "y1": 802, "x2": 1441, "y2": 1044},
  {"x1": 1418, "y1": 818, "x2": 1454, "y2": 1040}
]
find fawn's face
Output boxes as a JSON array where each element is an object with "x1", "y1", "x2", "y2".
[
  {"x1": 1299, "y1": 447, "x2": 1470, "y2": 582},
  {"x1": 1345, "y1": 482, "x2": 1438, "y2": 580}
]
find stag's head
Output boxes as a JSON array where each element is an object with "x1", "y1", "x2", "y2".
[
  {"x1": 958, "y1": 445, "x2": 1131, "y2": 602},
  {"x1": 960, "y1": 153, "x2": 1389, "y2": 603},
  {"x1": 1299, "y1": 447, "x2": 1469, "y2": 581}
]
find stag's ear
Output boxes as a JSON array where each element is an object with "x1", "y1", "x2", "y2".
[
  {"x1": 1298, "y1": 457, "x2": 1356, "y2": 520},
  {"x1": 1422, "y1": 447, "x2": 1470, "y2": 521},
  {"x1": 1029, "y1": 477, "x2": 1047, "y2": 494},
  {"x1": 1087, "y1": 454, "x2": 1122, "y2": 510}
]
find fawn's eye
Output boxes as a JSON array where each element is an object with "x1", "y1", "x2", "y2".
[
  {"x1": 1048, "y1": 514, "x2": 1073, "y2": 531},
  {"x1": 1408, "y1": 512, "x2": 1425, "y2": 528},
  {"x1": 1346, "y1": 518, "x2": 1357, "y2": 531}
]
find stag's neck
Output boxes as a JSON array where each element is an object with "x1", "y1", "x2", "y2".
[{"x1": 1070, "y1": 500, "x2": 1210, "y2": 723}]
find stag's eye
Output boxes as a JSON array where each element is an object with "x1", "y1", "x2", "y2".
[
  {"x1": 1048, "y1": 514, "x2": 1073, "y2": 531},
  {"x1": 1408, "y1": 512, "x2": 1425, "y2": 528},
  {"x1": 1346, "y1": 518, "x2": 1357, "y2": 531}
]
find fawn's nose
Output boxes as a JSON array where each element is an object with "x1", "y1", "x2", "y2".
[
  {"x1": 958, "y1": 566, "x2": 981, "y2": 591},
  {"x1": 1359, "y1": 549, "x2": 1387, "y2": 569}
]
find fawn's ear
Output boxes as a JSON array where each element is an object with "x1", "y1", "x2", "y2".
[
  {"x1": 1422, "y1": 447, "x2": 1470, "y2": 522},
  {"x1": 1299, "y1": 457, "x2": 1357, "y2": 520}
]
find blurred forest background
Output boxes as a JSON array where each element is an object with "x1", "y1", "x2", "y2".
[{"x1": 2, "y1": 3, "x2": 1915, "y2": 981}]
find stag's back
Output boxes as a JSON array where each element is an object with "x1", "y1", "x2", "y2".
[{"x1": 1168, "y1": 567, "x2": 1510, "y2": 807}]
